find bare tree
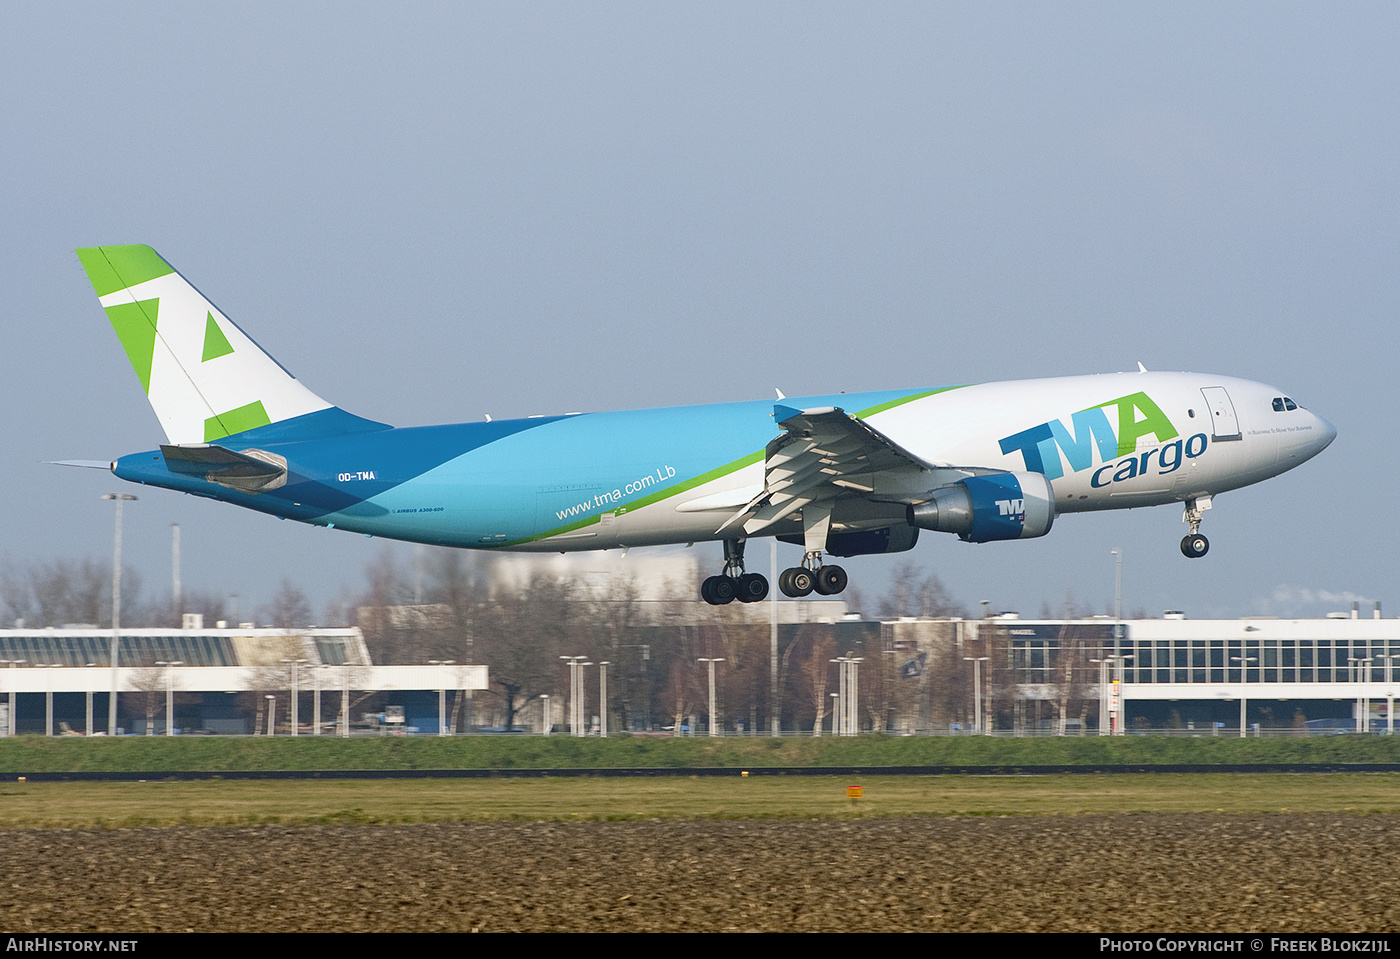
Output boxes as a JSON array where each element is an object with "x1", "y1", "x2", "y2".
[
  {"x1": 575, "y1": 571, "x2": 643, "y2": 731},
  {"x1": 0, "y1": 559, "x2": 35, "y2": 626},
  {"x1": 1, "y1": 557, "x2": 139, "y2": 628},
  {"x1": 1045, "y1": 622, "x2": 1096, "y2": 734},
  {"x1": 476, "y1": 571, "x2": 576, "y2": 730},
  {"x1": 804, "y1": 633, "x2": 836, "y2": 735},
  {"x1": 661, "y1": 656, "x2": 699, "y2": 734},
  {"x1": 876, "y1": 562, "x2": 964, "y2": 619},
  {"x1": 124, "y1": 664, "x2": 167, "y2": 735},
  {"x1": 263, "y1": 578, "x2": 313, "y2": 629}
]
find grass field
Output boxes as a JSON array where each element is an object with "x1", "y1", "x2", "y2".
[
  {"x1": 3, "y1": 732, "x2": 1400, "y2": 772},
  {"x1": 2, "y1": 772, "x2": 1398, "y2": 829}
]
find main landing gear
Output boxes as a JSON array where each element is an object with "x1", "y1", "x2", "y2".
[
  {"x1": 777, "y1": 557, "x2": 847, "y2": 598},
  {"x1": 701, "y1": 505, "x2": 853, "y2": 605},
  {"x1": 699, "y1": 539, "x2": 850, "y2": 605},
  {"x1": 1180, "y1": 495, "x2": 1211, "y2": 559},
  {"x1": 700, "y1": 538, "x2": 770, "y2": 606},
  {"x1": 779, "y1": 502, "x2": 847, "y2": 597}
]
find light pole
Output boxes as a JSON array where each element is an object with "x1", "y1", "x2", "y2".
[
  {"x1": 171, "y1": 523, "x2": 181, "y2": 618},
  {"x1": 849, "y1": 657, "x2": 863, "y2": 735},
  {"x1": 1089, "y1": 654, "x2": 1133, "y2": 735},
  {"x1": 964, "y1": 656, "x2": 989, "y2": 734},
  {"x1": 1232, "y1": 654, "x2": 1257, "y2": 737},
  {"x1": 156, "y1": 661, "x2": 182, "y2": 735},
  {"x1": 1111, "y1": 547, "x2": 1122, "y2": 630},
  {"x1": 597, "y1": 661, "x2": 610, "y2": 738},
  {"x1": 619, "y1": 644, "x2": 652, "y2": 731},
  {"x1": 340, "y1": 663, "x2": 353, "y2": 738},
  {"x1": 313, "y1": 664, "x2": 327, "y2": 736},
  {"x1": 430, "y1": 661, "x2": 455, "y2": 736},
  {"x1": 1377, "y1": 655, "x2": 1400, "y2": 739},
  {"x1": 560, "y1": 656, "x2": 592, "y2": 736},
  {"x1": 830, "y1": 657, "x2": 845, "y2": 736},
  {"x1": 1112, "y1": 654, "x2": 1132, "y2": 735},
  {"x1": 831, "y1": 656, "x2": 864, "y2": 735},
  {"x1": 698, "y1": 658, "x2": 725, "y2": 737},
  {"x1": 85, "y1": 663, "x2": 96, "y2": 736},
  {"x1": 39, "y1": 664, "x2": 62, "y2": 736},
  {"x1": 102, "y1": 493, "x2": 136, "y2": 736},
  {"x1": 770, "y1": 539, "x2": 779, "y2": 737},
  {"x1": 281, "y1": 658, "x2": 307, "y2": 736},
  {"x1": 2, "y1": 660, "x2": 23, "y2": 737},
  {"x1": 1091, "y1": 657, "x2": 1110, "y2": 735},
  {"x1": 1349, "y1": 657, "x2": 1372, "y2": 733}
]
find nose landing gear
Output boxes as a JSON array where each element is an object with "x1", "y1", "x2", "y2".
[
  {"x1": 1180, "y1": 533, "x2": 1209, "y2": 558},
  {"x1": 1180, "y1": 496, "x2": 1211, "y2": 558}
]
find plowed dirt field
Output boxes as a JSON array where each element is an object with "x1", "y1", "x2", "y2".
[{"x1": 4, "y1": 813, "x2": 1398, "y2": 932}]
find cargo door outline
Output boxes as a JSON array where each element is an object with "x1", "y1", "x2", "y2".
[{"x1": 1200, "y1": 387, "x2": 1241, "y2": 441}]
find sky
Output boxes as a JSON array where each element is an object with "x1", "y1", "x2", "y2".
[{"x1": 2, "y1": 2, "x2": 1396, "y2": 625}]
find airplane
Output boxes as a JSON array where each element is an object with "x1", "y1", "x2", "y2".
[{"x1": 71, "y1": 244, "x2": 1336, "y2": 605}]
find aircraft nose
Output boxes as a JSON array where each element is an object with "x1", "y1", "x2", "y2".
[
  {"x1": 1284, "y1": 407, "x2": 1336, "y2": 464},
  {"x1": 1312, "y1": 411, "x2": 1337, "y2": 451}
]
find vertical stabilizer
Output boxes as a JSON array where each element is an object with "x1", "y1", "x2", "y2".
[{"x1": 76, "y1": 245, "x2": 333, "y2": 445}]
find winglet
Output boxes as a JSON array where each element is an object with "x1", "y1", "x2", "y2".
[{"x1": 773, "y1": 403, "x2": 837, "y2": 427}]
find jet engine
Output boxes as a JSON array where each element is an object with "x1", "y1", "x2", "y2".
[
  {"x1": 778, "y1": 524, "x2": 920, "y2": 557},
  {"x1": 907, "y1": 472, "x2": 1055, "y2": 543}
]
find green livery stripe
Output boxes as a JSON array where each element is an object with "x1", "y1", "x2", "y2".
[
  {"x1": 202, "y1": 312, "x2": 235, "y2": 361},
  {"x1": 76, "y1": 246, "x2": 175, "y2": 298},
  {"x1": 103, "y1": 299, "x2": 160, "y2": 394},
  {"x1": 204, "y1": 401, "x2": 271, "y2": 442},
  {"x1": 855, "y1": 385, "x2": 967, "y2": 419},
  {"x1": 615, "y1": 450, "x2": 765, "y2": 517},
  {"x1": 501, "y1": 389, "x2": 964, "y2": 548},
  {"x1": 507, "y1": 449, "x2": 767, "y2": 547},
  {"x1": 511, "y1": 513, "x2": 604, "y2": 545}
]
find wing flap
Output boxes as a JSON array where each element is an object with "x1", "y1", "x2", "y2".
[
  {"x1": 721, "y1": 404, "x2": 999, "y2": 537},
  {"x1": 731, "y1": 404, "x2": 940, "y2": 535}
]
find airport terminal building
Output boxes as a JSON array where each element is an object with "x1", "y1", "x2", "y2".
[
  {"x1": 885, "y1": 605, "x2": 1400, "y2": 734},
  {"x1": 1, "y1": 607, "x2": 1396, "y2": 735},
  {"x1": 0, "y1": 618, "x2": 485, "y2": 735}
]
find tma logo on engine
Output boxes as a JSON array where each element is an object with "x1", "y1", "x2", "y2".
[{"x1": 997, "y1": 391, "x2": 1209, "y2": 487}]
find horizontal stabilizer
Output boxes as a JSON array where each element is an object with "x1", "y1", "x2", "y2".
[
  {"x1": 161, "y1": 444, "x2": 287, "y2": 493},
  {"x1": 50, "y1": 459, "x2": 114, "y2": 470}
]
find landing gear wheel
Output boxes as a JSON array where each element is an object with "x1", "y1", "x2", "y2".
[
  {"x1": 1180, "y1": 534, "x2": 1209, "y2": 559},
  {"x1": 813, "y1": 564, "x2": 848, "y2": 596},
  {"x1": 778, "y1": 566, "x2": 815, "y2": 597},
  {"x1": 737, "y1": 573, "x2": 769, "y2": 603},
  {"x1": 701, "y1": 575, "x2": 737, "y2": 605}
]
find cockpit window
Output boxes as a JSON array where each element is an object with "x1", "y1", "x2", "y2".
[{"x1": 1272, "y1": 397, "x2": 1299, "y2": 412}]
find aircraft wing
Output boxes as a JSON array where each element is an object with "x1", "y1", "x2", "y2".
[{"x1": 731, "y1": 404, "x2": 968, "y2": 536}]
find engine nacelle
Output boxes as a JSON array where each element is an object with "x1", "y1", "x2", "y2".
[
  {"x1": 778, "y1": 525, "x2": 919, "y2": 557},
  {"x1": 906, "y1": 472, "x2": 1055, "y2": 543}
]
